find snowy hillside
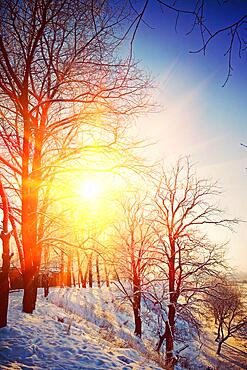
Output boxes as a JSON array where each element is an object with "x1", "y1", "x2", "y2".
[
  {"x1": 1, "y1": 287, "x2": 246, "y2": 369},
  {"x1": 0, "y1": 288, "x2": 165, "y2": 370}
]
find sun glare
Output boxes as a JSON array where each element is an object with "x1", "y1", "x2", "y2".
[{"x1": 77, "y1": 179, "x2": 102, "y2": 201}]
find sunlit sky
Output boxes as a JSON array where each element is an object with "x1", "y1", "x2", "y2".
[{"x1": 133, "y1": 2, "x2": 247, "y2": 272}]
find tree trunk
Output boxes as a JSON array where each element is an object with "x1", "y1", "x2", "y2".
[
  {"x1": 22, "y1": 269, "x2": 35, "y2": 313},
  {"x1": 22, "y1": 171, "x2": 37, "y2": 313},
  {"x1": 165, "y1": 246, "x2": 176, "y2": 367},
  {"x1": 217, "y1": 340, "x2": 223, "y2": 355},
  {"x1": 22, "y1": 161, "x2": 37, "y2": 312},
  {"x1": 133, "y1": 304, "x2": 142, "y2": 337},
  {"x1": 76, "y1": 250, "x2": 81, "y2": 287},
  {"x1": 0, "y1": 240, "x2": 12, "y2": 327},
  {"x1": 60, "y1": 251, "x2": 64, "y2": 287},
  {"x1": 217, "y1": 334, "x2": 229, "y2": 355},
  {"x1": 96, "y1": 254, "x2": 101, "y2": 288},
  {"x1": 21, "y1": 104, "x2": 46, "y2": 314},
  {"x1": 0, "y1": 180, "x2": 12, "y2": 327},
  {"x1": 71, "y1": 252, "x2": 76, "y2": 287},
  {"x1": 33, "y1": 272, "x2": 39, "y2": 309},
  {"x1": 43, "y1": 246, "x2": 49, "y2": 297},
  {"x1": 0, "y1": 265, "x2": 10, "y2": 328},
  {"x1": 133, "y1": 277, "x2": 142, "y2": 337},
  {"x1": 82, "y1": 269, "x2": 88, "y2": 288},
  {"x1": 166, "y1": 302, "x2": 175, "y2": 365},
  {"x1": 72, "y1": 273, "x2": 76, "y2": 287},
  {"x1": 22, "y1": 106, "x2": 34, "y2": 314},
  {"x1": 165, "y1": 317, "x2": 175, "y2": 368},
  {"x1": 104, "y1": 260, "x2": 109, "y2": 287},
  {"x1": 88, "y1": 253, "x2": 93, "y2": 288},
  {"x1": 9, "y1": 212, "x2": 25, "y2": 272},
  {"x1": 215, "y1": 322, "x2": 222, "y2": 342},
  {"x1": 43, "y1": 273, "x2": 49, "y2": 298},
  {"x1": 67, "y1": 253, "x2": 72, "y2": 287},
  {"x1": 44, "y1": 285, "x2": 49, "y2": 298},
  {"x1": 156, "y1": 321, "x2": 168, "y2": 352}
]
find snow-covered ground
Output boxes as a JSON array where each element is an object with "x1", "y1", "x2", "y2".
[
  {"x1": 0, "y1": 288, "x2": 165, "y2": 370},
  {"x1": 0, "y1": 287, "x2": 246, "y2": 369}
]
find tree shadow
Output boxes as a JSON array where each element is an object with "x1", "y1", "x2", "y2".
[
  {"x1": 219, "y1": 342, "x2": 247, "y2": 369},
  {"x1": 224, "y1": 343, "x2": 247, "y2": 358}
]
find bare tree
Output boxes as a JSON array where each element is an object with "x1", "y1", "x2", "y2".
[
  {"x1": 153, "y1": 157, "x2": 238, "y2": 367},
  {"x1": 0, "y1": 0, "x2": 149, "y2": 313},
  {"x1": 112, "y1": 197, "x2": 156, "y2": 337},
  {"x1": 206, "y1": 276, "x2": 247, "y2": 355}
]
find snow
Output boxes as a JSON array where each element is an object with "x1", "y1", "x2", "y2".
[
  {"x1": 1, "y1": 287, "x2": 246, "y2": 369},
  {"x1": 0, "y1": 288, "x2": 164, "y2": 369},
  {"x1": 195, "y1": 328, "x2": 247, "y2": 370}
]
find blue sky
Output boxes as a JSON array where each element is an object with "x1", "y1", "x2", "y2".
[{"x1": 133, "y1": 1, "x2": 247, "y2": 272}]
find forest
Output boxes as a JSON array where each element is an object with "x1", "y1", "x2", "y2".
[{"x1": 0, "y1": 1, "x2": 246, "y2": 369}]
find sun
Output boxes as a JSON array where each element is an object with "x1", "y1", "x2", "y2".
[{"x1": 77, "y1": 179, "x2": 102, "y2": 201}]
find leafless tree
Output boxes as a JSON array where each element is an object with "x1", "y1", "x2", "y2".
[
  {"x1": 206, "y1": 276, "x2": 247, "y2": 355},
  {"x1": 0, "y1": 0, "x2": 150, "y2": 313},
  {"x1": 112, "y1": 196, "x2": 157, "y2": 337},
  {"x1": 152, "y1": 157, "x2": 238, "y2": 367}
]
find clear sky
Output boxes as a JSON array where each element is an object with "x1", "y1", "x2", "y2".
[{"x1": 133, "y1": 1, "x2": 247, "y2": 272}]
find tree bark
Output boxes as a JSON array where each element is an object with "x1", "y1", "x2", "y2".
[
  {"x1": 21, "y1": 103, "x2": 46, "y2": 313},
  {"x1": 67, "y1": 252, "x2": 72, "y2": 287},
  {"x1": 22, "y1": 268, "x2": 35, "y2": 313},
  {"x1": 43, "y1": 273, "x2": 49, "y2": 298},
  {"x1": 165, "y1": 244, "x2": 176, "y2": 366},
  {"x1": 33, "y1": 271, "x2": 40, "y2": 309},
  {"x1": 96, "y1": 254, "x2": 101, "y2": 288},
  {"x1": 0, "y1": 251, "x2": 11, "y2": 327},
  {"x1": 217, "y1": 340, "x2": 223, "y2": 355},
  {"x1": 0, "y1": 240, "x2": 12, "y2": 327},
  {"x1": 72, "y1": 272, "x2": 76, "y2": 287},
  {"x1": 215, "y1": 322, "x2": 222, "y2": 342},
  {"x1": 133, "y1": 304, "x2": 142, "y2": 337},
  {"x1": 156, "y1": 321, "x2": 168, "y2": 352},
  {"x1": 60, "y1": 251, "x2": 65, "y2": 287},
  {"x1": 88, "y1": 253, "x2": 93, "y2": 288},
  {"x1": 82, "y1": 268, "x2": 88, "y2": 288},
  {"x1": 76, "y1": 250, "x2": 81, "y2": 287},
  {"x1": 133, "y1": 277, "x2": 142, "y2": 337},
  {"x1": 0, "y1": 180, "x2": 12, "y2": 327},
  {"x1": 165, "y1": 320, "x2": 175, "y2": 368},
  {"x1": 21, "y1": 108, "x2": 38, "y2": 313},
  {"x1": 43, "y1": 246, "x2": 49, "y2": 297},
  {"x1": 104, "y1": 260, "x2": 109, "y2": 287},
  {"x1": 217, "y1": 335, "x2": 229, "y2": 355},
  {"x1": 166, "y1": 302, "x2": 175, "y2": 365}
]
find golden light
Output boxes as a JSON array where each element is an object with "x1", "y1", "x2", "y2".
[
  {"x1": 68, "y1": 172, "x2": 126, "y2": 235},
  {"x1": 47, "y1": 142, "x2": 139, "y2": 234},
  {"x1": 77, "y1": 179, "x2": 102, "y2": 201}
]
